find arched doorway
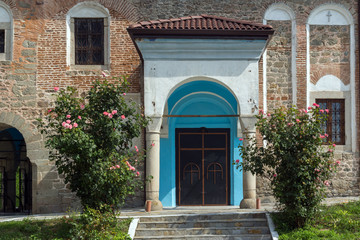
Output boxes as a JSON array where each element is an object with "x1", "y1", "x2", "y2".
[
  {"x1": 0, "y1": 125, "x2": 32, "y2": 214},
  {"x1": 159, "y1": 80, "x2": 243, "y2": 207}
]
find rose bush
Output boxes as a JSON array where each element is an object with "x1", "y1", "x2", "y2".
[
  {"x1": 38, "y1": 76, "x2": 150, "y2": 210},
  {"x1": 235, "y1": 104, "x2": 338, "y2": 228}
]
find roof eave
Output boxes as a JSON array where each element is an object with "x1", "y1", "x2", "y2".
[{"x1": 127, "y1": 28, "x2": 274, "y2": 39}]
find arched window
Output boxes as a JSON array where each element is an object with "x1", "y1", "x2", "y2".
[
  {"x1": 66, "y1": 2, "x2": 110, "y2": 68},
  {"x1": 0, "y1": 2, "x2": 12, "y2": 61}
]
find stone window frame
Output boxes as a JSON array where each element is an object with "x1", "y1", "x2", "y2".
[
  {"x1": 0, "y1": 2, "x2": 13, "y2": 61},
  {"x1": 66, "y1": 2, "x2": 110, "y2": 70},
  {"x1": 310, "y1": 91, "x2": 351, "y2": 152}
]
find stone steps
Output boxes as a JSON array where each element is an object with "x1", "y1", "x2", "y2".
[
  {"x1": 134, "y1": 212, "x2": 272, "y2": 240},
  {"x1": 134, "y1": 234, "x2": 272, "y2": 240},
  {"x1": 138, "y1": 219, "x2": 268, "y2": 228}
]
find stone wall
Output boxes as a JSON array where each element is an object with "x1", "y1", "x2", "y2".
[
  {"x1": 0, "y1": 0, "x2": 144, "y2": 213},
  {"x1": 310, "y1": 25, "x2": 350, "y2": 85},
  {"x1": 0, "y1": 0, "x2": 359, "y2": 212},
  {"x1": 257, "y1": 153, "x2": 360, "y2": 203},
  {"x1": 266, "y1": 20, "x2": 292, "y2": 110}
]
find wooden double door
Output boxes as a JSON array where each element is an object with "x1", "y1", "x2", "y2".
[{"x1": 176, "y1": 128, "x2": 229, "y2": 206}]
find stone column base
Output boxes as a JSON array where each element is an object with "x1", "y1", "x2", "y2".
[
  {"x1": 240, "y1": 198, "x2": 256, "y2": 209},
  {"x1": 145, "y1": 199, "x2": 163, "y2": 211}
]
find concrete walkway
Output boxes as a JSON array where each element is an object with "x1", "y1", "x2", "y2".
[{"x1": 0, "y1": 196, "x2": 358, "y2": 222}]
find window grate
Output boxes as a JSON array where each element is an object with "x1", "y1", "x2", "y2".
[
  {"x1": 75, "y1": 18, "x2": 104, "y2": 65},
  {"x1": 0, "y1": 30, "x2": 5, "y2": 53},
  {"x1": 316, "y1": 99, "x2": 345, "y2": 145}
]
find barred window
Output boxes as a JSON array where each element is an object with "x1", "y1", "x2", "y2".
[
  {"x1": 75, "y1": 18, "x2": 104, "y2": 65},
  {"x1": 0, "y1": 30, "x2": 4, "y2": 53},
  {"x1": 316, "y1": 99, "x2": 345, "y2": 145}
]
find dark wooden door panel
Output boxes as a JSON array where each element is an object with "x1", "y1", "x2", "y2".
[
  {"x1": 176, "y1": 128, "x2": 229, "y2": 206},
  {"x1": 204, "y1": 150, "x2": 227, "y2": 205}
]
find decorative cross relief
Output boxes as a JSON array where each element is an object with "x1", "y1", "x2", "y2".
[{"x1": 326, "y1": 11, "x2": 332, "y2": 22}]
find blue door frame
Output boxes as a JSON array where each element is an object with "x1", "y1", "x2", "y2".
[{"x1": 159, "y1": 81, "x2": 243, "y2": 207}]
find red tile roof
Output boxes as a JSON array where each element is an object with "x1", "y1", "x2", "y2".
[{"x1": 129, "y1": 14, "x2": 273, "y2": 32}]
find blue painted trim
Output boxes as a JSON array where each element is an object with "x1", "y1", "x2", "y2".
[{"x1": 159, "y1": 81, "x2": 243, "y2": 207}]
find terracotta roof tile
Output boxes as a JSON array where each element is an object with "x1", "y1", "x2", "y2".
[{"x1": 129, "y1": 14, "x2": 273, "y2": 31}]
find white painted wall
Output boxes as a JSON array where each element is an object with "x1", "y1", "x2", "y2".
[
  {"x1": 143, "y1": 60, "x2": 260, "y2": 118},
  {"x1": 136, "y1": 38, "x2": 267, "y2": 118}
]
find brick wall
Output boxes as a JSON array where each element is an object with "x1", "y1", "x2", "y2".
[
  {"x1": 0, "y1": 0, "x2": 359, "y2": 212},
  {"x1": 0, "y1": 0, "x2": 144, "y2": 213}
]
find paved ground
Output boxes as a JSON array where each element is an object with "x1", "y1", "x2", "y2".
[{"x1": 0, "y1": 196, "x2": 359, "y2": 222}]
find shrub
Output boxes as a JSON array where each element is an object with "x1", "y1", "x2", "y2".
[
  {"x1": 65, "y1": 205, "x2": 132, "y2": 240},
  {"x1": 235, "y1": 105, "x2": 338, "y2": 228},
  {"x1": 38, "y1": 76, "x2": 150, "y2": 210}
]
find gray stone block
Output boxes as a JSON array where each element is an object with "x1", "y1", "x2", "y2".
[
  {"x1": 23, "y1": 40, "x2": 37, "y2": 48},
  {"x1": 21, "y1": 49, "x2": 36, "y2": 57}
]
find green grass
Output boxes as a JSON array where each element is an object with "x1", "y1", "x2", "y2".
[
  {"x1": 0, "y1": 217, "x2": 131, "y2": 240},
  {"x1": 272, "y1": 200, "x2": 360, "y2": 240}
]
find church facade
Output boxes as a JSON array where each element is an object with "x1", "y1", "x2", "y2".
[{"x1": 0, "y1": 0, "x2": 359, "y2": 213}]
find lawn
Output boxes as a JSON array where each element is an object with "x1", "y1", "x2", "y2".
[
  {"x1": 272, "y1": 200, "x2": 360, "y2": 240},
  {"x1": 0, "y1": 216, "x2": 131, "y2": 240}
]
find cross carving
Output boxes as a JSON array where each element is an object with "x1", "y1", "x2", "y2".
[{"x1": 326, "y1": 11, "x2": 332, "y2": 22}]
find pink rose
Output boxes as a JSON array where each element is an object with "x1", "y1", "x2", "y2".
[
  {"x1": 108, "y1": 114, "x2": 113, "y2": 118},
  {"x1": 116, "y1": 165, "x2": 120, "y2": 169},
  {"x1": 103, "y1": 111, "x2": 109, "y2": 116},
  {"x1": 287, "y1": 123, "x2": 292, "y2": 126},
  {"x1": 48, "y1": 109, "x2": 52, "y2": 113},
  {"x1": 320, "y1": 109, "x2": 324, "y2": 113},
  {"x1": 324, "y1": 133, "x2": 328, "y2": 137},
  {"x1": 66, "y1": 120, "x2": 71, "y2": 124},
  {"x1": 308, "y1": 106, "x2": 312, "y2": 110},
  {"x1": 68, "y1": 124, "x2": 73, "y2": 130},
  {"x1": 151, "y1": 143, "x2": 155, "y2": 147},
  {"x1": 296, "y1": 119, "x2": 300, "y2": 123},
  {"x1": 320, "y1": 134, "x2": 325, "y2": 139},
  {"x1": 130, "y1": 166, "x2": 135, "y2": 171},
  {"x1": 66, "y1": 115, "x2": 71, "y2": 118},
  {"x1": 123, "y1": 93, "x2": 126, "y2": 96},
  {"x1": 54, "y1": 87, "x2": 59, "y2": 92},
  {"x1": 329, "y1": 149, "x2": 333, "y2": 152},
  {"x1": 336, "y1": 160, "x2": 340, "y2": 165},
  {"x1": 112, "y1": 110, "x2": 117, "y2": 115},
  {"x1": 333, "y1": 143, "x2": 336, "y2": 147},
  {"x1": 235, "y1": 159, "x2": 240, "y2": 163},
  {"x1": 325, "y1": 109, "x2": 329, "y2": 113},
  {"x1": 136, "y1": 171, "x2": 140, "y2": 176},
  {"x1": 121, "y1": 115, "x2": 125, "y2": 120},
  {"x1": 80, "y1": 104, "x2": 85, "y2": 110},
  {"x1": 78, "y1": 116, "x2": 81, "y2": 120},
  {"x1": 73, "y1": 122, "x2": 78, "y2": 128},
  {"x1": 324, "y1": 180, "x2": 330, "y2": 186},
  {"x1": 273, "y1": 174, "x2": 277, "y2": 177},
  {"x1": 267, "y1": 113, "x2": 271, "y2": 117},
  {"x1": 304, "y1": 110, "x2": 308, "y2": 113},
  {"x1": 62, "y1": 122, "x2": 66, "y2": 127},
  {"x1": 239, "y1": 138, "x2": 243, "y2": 141}
]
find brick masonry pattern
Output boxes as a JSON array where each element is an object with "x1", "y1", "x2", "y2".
[{"x1": 0, "y1": 0, "x2": 358, "y2": 212}]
